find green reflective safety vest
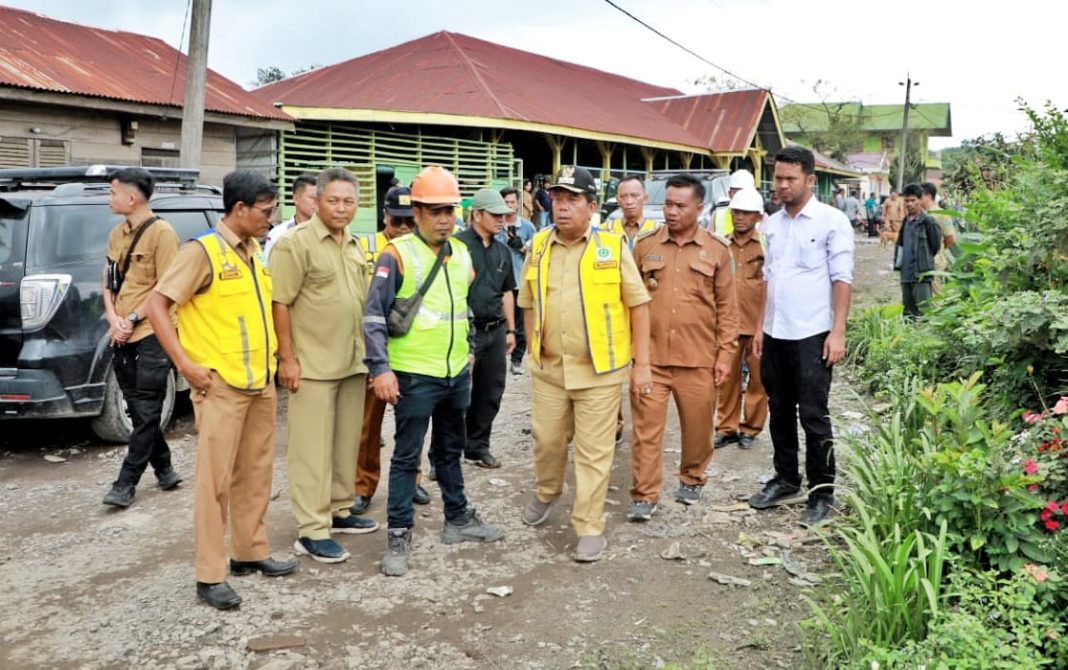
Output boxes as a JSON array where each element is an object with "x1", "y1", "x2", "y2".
[{"x1": 387, "y1": 233, "x2": 472, "y2": 379}]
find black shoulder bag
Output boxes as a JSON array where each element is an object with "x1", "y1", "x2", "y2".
[
  {"x1": 386, "y1": 241, "x2": 450, "y2": 337},
  {"x1": 106, "y1": 216, "x2": 160, "y2": 293}
]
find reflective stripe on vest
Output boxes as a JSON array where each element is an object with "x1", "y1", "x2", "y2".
[
  {"x1": 386, "y1": 233, "x2": 471, "y2": 378},
  {"x1": 527, "y1": 228, "x2": 631, "y2": 375},
  {"x1": 608, "y1": 218, "x2": 658, "y2": 249},
  {"x1": 176, "y1": 231, "x2": 277, "y2": 390}
]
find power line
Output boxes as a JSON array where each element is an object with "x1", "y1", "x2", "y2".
[{"x1": 167, "y1": 0, "x2": 194, "y2": 106}]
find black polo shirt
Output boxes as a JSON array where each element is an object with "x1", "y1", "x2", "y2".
[{"x1": 455, "y1": 226, "x2": 515, "y2": 323}]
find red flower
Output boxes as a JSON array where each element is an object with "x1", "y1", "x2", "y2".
[
  {"x1": 1046, "y1": 519, "x2": 1060, "y2": 531},
  {"x1": 1042, "y1": 510, "x2": 1053, "y2": 521},
  {"x1": 1024, "y1": 459, "x2": 1039, "y2": 475},
  {"x1": 1061, "y1": 501, "x2": 1068, "y2": 515},
  {"x1": 1030, "y1": 484, "x2": 1041, "y2": 491},
  {"x1": 1046, "y1": 501, "x2": 1060, "y2": 513}
]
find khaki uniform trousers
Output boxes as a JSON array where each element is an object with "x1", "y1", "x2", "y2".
[
  {"x1": 531, "y1": 376, "x2": 621, "y2": 537},
  {"x1": 191, "y1": 372, "x2": 276, "y2": 584},
  {"x1": 715, "y1": 334, "x2": 767, "y2": 437},
  {"x1": 287, "y1": 374, "x2": 366, "y2": 540},
  {"x1": 630, "y1": 365, "x2": 716, "y2": 502}
]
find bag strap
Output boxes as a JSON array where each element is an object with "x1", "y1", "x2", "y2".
[
  {"x1": 415, "y1": 241, "x2": 450, "y2": 298},
  {"x1": 120, "y1": 216, "x2": 160, "y2": 278}
]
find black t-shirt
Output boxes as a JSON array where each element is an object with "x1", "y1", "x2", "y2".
[{"x1": 454, "y1": 227, "x2": 515, "y2": 321}]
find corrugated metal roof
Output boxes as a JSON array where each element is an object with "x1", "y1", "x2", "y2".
[
  {"x1": 644, "y1": 89, "x2": 771, "y2": 153},
  {"x1": 255, "y1": 31, "x2": 710, "y2": 150},
  {"x1": 0, "y1": 5, "x2": 289, "y2": 121}
]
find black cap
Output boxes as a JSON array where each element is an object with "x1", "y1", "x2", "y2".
[
  {"x1": 384, "y1": 186, "x2": 413, "y2": 217},
  {"x1": 549, "y1": 166, "x2": 597, "y2": 197}
]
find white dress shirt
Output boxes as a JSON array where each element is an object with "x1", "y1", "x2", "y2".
[
  {"x1": 762, "y1": 196, "x2": 854, "y2": 340},
  {"x1": 264, "y1": 217, "x2": 297, "y2": 258}
]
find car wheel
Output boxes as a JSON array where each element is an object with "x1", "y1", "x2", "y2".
[{"x1": 90, "y1": 366, "x2": 176, "y2": 443}]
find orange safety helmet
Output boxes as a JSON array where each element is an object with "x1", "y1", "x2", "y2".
[{"x1": 410, "y1": 166, "x2": 461, "y2": 205}]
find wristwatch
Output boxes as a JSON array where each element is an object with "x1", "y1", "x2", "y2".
[{"x1": 127, "y1": 311, "x2": 140, "y2": 324}]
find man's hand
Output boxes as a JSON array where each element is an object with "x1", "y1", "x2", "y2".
[
  {"x1": 631, "y1": 362, "x2": 653, "y2": 397},
  {"x1": 713, "y1": 361, "x2": 730, "y2": 387},
  {"x1": 108, "y1": 314, "x2": 133, "y2": 346},
  {"x1": 752, "y1": 332, "x2": 764, "y2": 359},
  {"x1": 505, "y1": 332, "x2": 516, "y2": 355},
  {"x1": 823, "y1": 330, "x2": 846, "y2": 367},
  {"x1": 372, "y1": 370, "x2": 400, "y2": 404},
  {"x1": 181, "y1": 361, "x2": 213, "y2": 396},
  {"x1": 278, "y1": 356, "x2": 301, "y2": 393}
]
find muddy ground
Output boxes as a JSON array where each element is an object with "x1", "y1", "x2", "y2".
[{"x1": 0, "y1": 237, "x2": 898, "y2": 670}]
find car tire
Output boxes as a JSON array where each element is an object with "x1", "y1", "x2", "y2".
[{"x1": 90, "y1": 365, "x2": 176, "y2": 443}]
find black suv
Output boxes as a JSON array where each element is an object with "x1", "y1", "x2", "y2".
[{"x1": 0, "y1": 166, "x2": 223, "y2": 441}]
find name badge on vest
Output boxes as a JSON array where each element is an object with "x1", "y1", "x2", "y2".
[
  {"x1": 594, "y1": 246, "x2": 617, "y2": 270},
  {"x1": 219, "y1": 268, "x2": 242, "y2": 280}
]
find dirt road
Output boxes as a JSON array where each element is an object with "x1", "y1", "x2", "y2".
[{"x1": 0, "y1": 237, "x2": 897, "y2": 670}]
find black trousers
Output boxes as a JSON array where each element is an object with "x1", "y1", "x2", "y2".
[
  {"x1": 113, "y1": 334, "x2": 173, "y2": 486},
  {"x1": 465, "y1": 325, "x2": 507, "y2": 458},
  {"x1": 510, "y1": 289, "x2": 526, "y2": 366},
  {"x1": 761, "y1": 332, "x2": 835, "y2": 497}
]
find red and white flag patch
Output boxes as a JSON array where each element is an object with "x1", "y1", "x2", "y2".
[{"x1": 375, "y1": 266, "x2": 391, "y2": 279}]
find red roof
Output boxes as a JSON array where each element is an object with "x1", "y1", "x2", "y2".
[
  {"x1": 255, "y1": 31, "x2": 709, "y2": 150},
  {"x1": 0, "y1": 5, "x2": 289, "y2": 122},
  {"x1": 644, "y1": 90, "x2": 773, "y2": 153}
]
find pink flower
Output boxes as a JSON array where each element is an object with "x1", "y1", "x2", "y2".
[
  {"x1": 1046, "y1": 519, "x2": 1061, "y2": 531},
  {"x1": 1055, "y1": 397, "x2": 1068, "y2": 415},
  {"x1": 1042, "y1": 510, "x2": 1053, "y2": 521},
  {"x1": 1046, "y1": 501, "x2": 1061, "y2": 513},
  {"x1": 1025, "y1": 563, "x2": 1050, "y2": 582},
  {"x1": 1024, "y1": 411, "x2": 1044, "y2": 425},
  {"x1": 1024, "y1": 459, "x2": 1039, "y2": 475},
  {"x1": 1029, "y1": 484, "x2": 1041, "y2": 491}
]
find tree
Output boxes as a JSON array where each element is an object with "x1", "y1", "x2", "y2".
[
  {"x1": 691, "y1": 74, "x2": 747, "y2": 93},
  {"x1": 253, "y1": 66, "x2": 286, "y2": 87},
  {"x1": 779, "y1": 80, "x2": 867, "y2": 162}
]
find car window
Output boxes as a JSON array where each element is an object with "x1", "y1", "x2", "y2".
[
  {"x1": 26, "y1": 204, "x2": 117, "y2": 268},
  {"x1": 164, "y1": 211, "x2": 212, "y2": 242}
]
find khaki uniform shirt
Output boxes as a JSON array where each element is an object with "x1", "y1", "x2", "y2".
[
  {"x1": 883, "y1": 197, "x2": 905, "y2": 229},
  {"x1": 105, "y1": 214, "x2": 179, "y2": 343},
  {"x1": 156, "y1": 220, "x2": 258, "y2": 306},
  {"x1": 727, "y1": 233, "x2": 765, "y2": 336},
  {"x1": 633, "y1": 226, "x2": 738, "y2": 368},
  {"x1": 517, "y1": 226, "x2": 649, "y2": 390},
  {"x1": 269, "y1": 215, "x2": 368, "y2": 380}
]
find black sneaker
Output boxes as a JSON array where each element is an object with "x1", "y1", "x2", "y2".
[
  {"x1": 800, "y1": 496, "x2": 836, "y2": 528},
  {"x1": 102, "y1": 483, "x2": 135, "y2": 508},
  {"x1": 714, "y1": 433, "x2": 739, "y2": 448},
  {"x1": 157, "y1": 468, "x2": 182, "y2": 490},
  {"x1": 350, "y1": 495, "x2": 372, "y2": 515},
  {"x1": 412, "y1": 485, "x2": 431, "y2": 505},
  {"x1": 627, "y1": 500, "x2": 658, "y2": 521},
  {"x1": 294, "y1": 537, "x2": 350, "y2": 563},
  {"x1": 737, "y1": 434, "x2": 756, "y2": 450},
  {"x1": 748, "y1": 479, "x2": 801, "y2": 510},
  {"x1": 332, "y1": 515, "x2": 379, "y2": 535}
]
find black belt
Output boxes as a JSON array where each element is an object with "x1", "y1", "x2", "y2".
[{"x1": 473, "y1": 318, "x2": 506, "y2": 332}]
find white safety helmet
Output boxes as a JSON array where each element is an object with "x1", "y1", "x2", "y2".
[
  {"x1": 729, "y1": 169, "x2": 756, "y2": 190},
  {"x1": 729, "y1": 188, "x2": 764, "y2": 213}
]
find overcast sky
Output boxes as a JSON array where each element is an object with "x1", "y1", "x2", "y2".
[{"x1": 9, "y1": 0, "x2": 1062, "y2": 149}]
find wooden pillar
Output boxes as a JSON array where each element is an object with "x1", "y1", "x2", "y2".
[
  {"x1": 596, "y1": 141, "x2": 615, "y2": 182},
  {"x1": 640, "y1": 147, "x2": 656, "y2": 176},
  {"x1": 680, "y1": 152, "x2": 693, "y2": 170},
  {"x1": 711, "y1": 154, "x2": 731, "y2": 170},
  {"x1": 545, "y1": 134, "x2": 565, "y2": 177}
]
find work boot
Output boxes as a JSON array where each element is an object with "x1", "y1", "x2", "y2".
[
  {"x1": 521, "y1": 496, "x2": 555, "y2": 526},
  {"x1": 156, "y1": 468, "x2": 182, "y2": 490},
  {"x1": 382, "y1": 529, "x2": 412, "y2": 577},
  {"x1": 573, "y1": 535, "x2": 607, "y2": 563},
  {"x1": 442, "y1": 509, "x2": 506, "y2": 544},
  {"x1": 102, "y1": 483, "x2": 135, "y2": 508}
]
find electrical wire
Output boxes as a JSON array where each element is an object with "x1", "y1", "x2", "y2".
[{"x1": 167, "y1": 0, "x2": 194, "y2": 106}]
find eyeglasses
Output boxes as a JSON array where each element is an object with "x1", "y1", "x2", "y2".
[{"x1": 248, "y1": 204, "x2": 278, "y2": 217}]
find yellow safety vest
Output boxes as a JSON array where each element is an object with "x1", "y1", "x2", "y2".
[
  {"x1": 527, "y1": 228, "x2": 631, "y2": 374},
  {"x1": 177, "y1": 231, "x2": 277, "y2": 390},
  {"x1": 714, "y1": 208, "x2": 734, "y2": 236},
  {"x1": 387, "y1": 233, "x2": 472, "y2": 379},
  {"x1": 359, "y1": 232, "x2": 389, "y2": 278},
  {"x1": 607, "y1": 219, "x2": 659, "y2": 249}
]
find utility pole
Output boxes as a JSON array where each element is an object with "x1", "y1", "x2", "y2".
[
  {"x1": 896, "y1": 74, "x2": 918, "y2": 192},
  {"x1": 180, "y1": 0, "x2": 212, "y2": 171}
]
